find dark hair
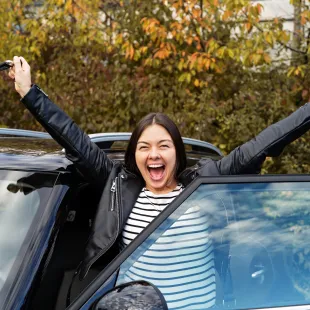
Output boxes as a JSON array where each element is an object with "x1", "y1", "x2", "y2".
[{"x1": 125, "y1": 113, "x2": 187, "y2": 178}]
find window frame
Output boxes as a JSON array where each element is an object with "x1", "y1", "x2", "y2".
[{"x1": 67, "y1": 174, "x2": 310, "y2": 310}]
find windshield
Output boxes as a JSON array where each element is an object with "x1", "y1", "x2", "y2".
[{"x1": 0, "y1": 170, "x2": 57, "y2": 305}]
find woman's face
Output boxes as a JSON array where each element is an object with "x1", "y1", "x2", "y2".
[{"x1": 135, "y1": 124, "x2": 177, "y2": 194}]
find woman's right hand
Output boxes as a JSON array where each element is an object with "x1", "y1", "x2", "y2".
[{"x1": 8, "y1": 56, "x2": 32, "y2": 98}]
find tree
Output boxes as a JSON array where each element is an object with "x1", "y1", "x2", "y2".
[{"x1": 0, "y1": 0, "x2": 309, "y2": 173}]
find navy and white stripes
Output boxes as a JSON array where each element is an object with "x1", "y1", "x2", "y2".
[{"x1": 117, "y1": 185, "x2": 216, "y2": 309}]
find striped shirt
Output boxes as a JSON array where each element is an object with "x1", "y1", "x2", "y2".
[{"x1": 117, "y1": 184, "x2": 216, "y2": 309}]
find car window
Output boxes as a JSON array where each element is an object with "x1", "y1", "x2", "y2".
[
  {"x1": 116, "y1": 181, "x2": 310, "y2": 310},
  {"x1": 95, "y1": 138, "x2": 222, "y2": 163},
  {"x1": 0, "y1": 181, "x2": 39, "y2": 287},
  {"x1": 0, "y1": 170, "x2": 57, "y2": 308}
]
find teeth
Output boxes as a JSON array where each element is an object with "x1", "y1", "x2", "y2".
[{"x1": 148, "y1": 164, "x2": 164, "y2": 168}]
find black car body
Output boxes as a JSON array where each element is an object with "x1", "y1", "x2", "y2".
[{"x1": 2, "y1": 129, "x2": 310, "y2": 310}]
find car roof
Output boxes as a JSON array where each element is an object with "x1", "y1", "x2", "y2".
[
  {"x1": 0, "y1": 128, "x2": 222, "y2": 171},
  {"x1": 0, "y1": 128, "x2": 51, "y2": 139},
  {"x1": 0, "y1": 137, "x2": 71, "y2": 171}
]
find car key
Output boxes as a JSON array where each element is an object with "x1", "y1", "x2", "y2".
[{"x1": 0, "y1": 60, "x2": 13, "y2": 71}]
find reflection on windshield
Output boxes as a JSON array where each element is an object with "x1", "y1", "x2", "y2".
[
  {"x1": 0, "y1": 180, "x2": 40, "y2": 289},
  {"x1": 118, "y1": 182, "x2": 310, "y2": 309},
  {"x1": 0, "y1": 170, "x2": 56, "y2": 303}
]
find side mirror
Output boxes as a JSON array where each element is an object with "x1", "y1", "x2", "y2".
[{"x1": 94, "y1": 280, "x2": 168, "y2": 310}]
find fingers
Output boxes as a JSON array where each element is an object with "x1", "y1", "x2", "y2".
[
  {"x1": 7, "y1": 56, "x2": 29, "y2": 74},
  {"x1": 13, "y1": 56, "x2": 22, "y2": 72},
  {"x1": 7, "y1": 56, "x2": 27, "y2": 80},
  {"x1": 19, "y1": 56, "x2": 30, "y2": 71},
  {"x1": 8, "y1": 67, "x2": 15, "y2": 80}
]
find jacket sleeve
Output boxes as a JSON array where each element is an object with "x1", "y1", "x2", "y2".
[
  {"x1": 21, "y1": 84, "x2": 114, "y2": 183},
  {"x1": 216, "y1": 103, "x2": 310, "y2": 175}
]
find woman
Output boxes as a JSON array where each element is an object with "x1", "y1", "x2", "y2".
[{"x1": 8, "y1": 56, "x2": 310, "y2": 308}]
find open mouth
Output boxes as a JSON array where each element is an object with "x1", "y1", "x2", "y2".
[{"x1": 147, "y1": 164, "x2": 166, "y2": 181}]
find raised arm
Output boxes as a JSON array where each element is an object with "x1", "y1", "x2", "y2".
[
  {"x1": 217, "y1": 103, "x2": 310, "y2": 175},
  {"x1": 8, "y1": 56, "x2": 113, "y2": 183}
]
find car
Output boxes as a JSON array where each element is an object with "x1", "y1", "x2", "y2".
[
  {"x1": 1, "y1": 129, "x2": 310, "y2": 310},
  {"x1": 0, "y1": 128, "x2": 222, "y2": 310}
]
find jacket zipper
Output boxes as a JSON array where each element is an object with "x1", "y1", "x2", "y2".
[
  {"x1": 117, "y1": 174, "x2": 122, "y2": 224},
  {"x1": 110, "y1": 177, "x2": 117, "y2": 211}
]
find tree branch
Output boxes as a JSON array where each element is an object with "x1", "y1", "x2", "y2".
[{"x1": 242, "y1": 11, "x2": 307, "y2": 55}]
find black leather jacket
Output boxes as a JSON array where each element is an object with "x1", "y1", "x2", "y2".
[{"x1": 22, "y1": 85, "x2": 310, "y2": 279}]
